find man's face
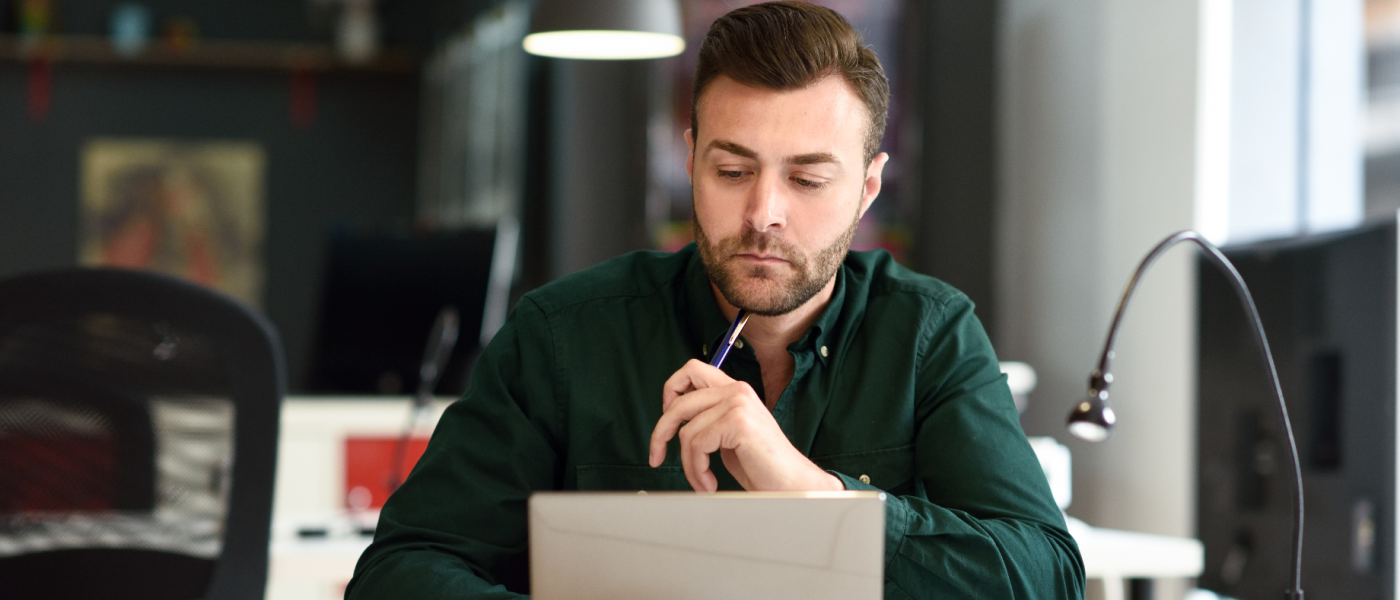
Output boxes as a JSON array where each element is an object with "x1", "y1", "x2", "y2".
[{"x1": 687, "y1": 74, "x2": 888, "y2": 316}]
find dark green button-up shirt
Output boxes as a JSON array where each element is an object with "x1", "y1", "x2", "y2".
[{"x1": 347, "y1": 245, "x2": 1084, "y2": 599}]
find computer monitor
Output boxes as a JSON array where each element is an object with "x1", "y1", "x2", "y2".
[
  {"x1": 1196, "y1": 215, "x2": 1397, "y2": 599},
  {"x1": 306, "y1": 221, "x2": 517, "y2": 395}
]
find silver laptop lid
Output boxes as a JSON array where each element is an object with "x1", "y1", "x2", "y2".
[{"x1": 529, "y1": 491, "x2": 886, "y2": 600}]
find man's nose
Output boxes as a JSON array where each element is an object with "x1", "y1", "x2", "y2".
[{"x1": 745, "y1": 172, "x2": 787, "y2": 233}]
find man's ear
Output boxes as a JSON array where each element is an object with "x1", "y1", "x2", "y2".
[
  {"x1": 858, "y1": 152, "x2": 890, "y2": 220},
  {"x1": 684, "y1": 129, "x2": 696, "y2": 183}
]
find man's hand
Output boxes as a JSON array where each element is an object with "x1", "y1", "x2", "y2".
[{"x1": 648, "y1": 359, "x2": 844, "y2": 493}]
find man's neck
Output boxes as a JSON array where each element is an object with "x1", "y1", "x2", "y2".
[{"x1": 711, "y1": 276, "x2": 836, "y2": 361}]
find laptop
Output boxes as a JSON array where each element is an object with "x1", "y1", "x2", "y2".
[{"x1": 529, "y1": 491, "x2": 886, "y2": 600}]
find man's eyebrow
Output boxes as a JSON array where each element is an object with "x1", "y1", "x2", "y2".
[
  {"x1": 787, "y1": 152, "x2": 839, "y2": 166},
  {"x1": 706, "y1": 140, "x2": 840, "y2": 167},
  {"x1": 706, "y1": 140, "x2": 757, "y2": 159}
]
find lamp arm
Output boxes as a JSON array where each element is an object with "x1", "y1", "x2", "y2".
[{"x1": 1095, "y1": 229, "x2": 1303, "y2": 599}]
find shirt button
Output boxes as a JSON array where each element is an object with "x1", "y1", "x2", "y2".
[
  {"x1": 858, "y1": 474, "x2": 871, "y2": 485},
  {"x1": 820, "y1": 345, "x2": 829, "y2": 358},
  {"x1": 736, "y1": 340, "x2": 744, "y2": 349}
]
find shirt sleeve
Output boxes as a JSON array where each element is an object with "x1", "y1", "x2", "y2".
[
  {"x1": 345, "y1": 297, "x2": 562, "y2": 599},
  {"x1": 830, "y1": 294, "x2": 1085, "y2": 600}
]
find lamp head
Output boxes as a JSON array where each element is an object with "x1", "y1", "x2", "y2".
[
  {"x1": 525, "y1": 0, "x2": 685, "y2": 60},
  {"x1": 1066, "y1": 371, "x2": 1116, "y2": 442}
]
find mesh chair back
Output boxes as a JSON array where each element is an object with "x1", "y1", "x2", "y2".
[{"x1": 0, "y1": 267, "x2": 284, "y2": 600}]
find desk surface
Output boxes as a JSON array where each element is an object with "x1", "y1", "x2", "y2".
[
  {"x1": 1068, "y1": 518, "x2": 1203, "y2": 579},
  {"x1": 267, "y1": 515, "x2": 1204, "y2": 600},
  {"x1": 267, "y1": 397, "x2": 1204, "y2": 600}
]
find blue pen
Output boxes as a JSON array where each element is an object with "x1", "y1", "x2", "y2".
[{"x1": 709, "y1": 310, "x2": 751, "y2": 368}]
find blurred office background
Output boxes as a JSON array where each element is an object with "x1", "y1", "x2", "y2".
[
  {"x1": 2, "y1": 0, "x2": 1397, "y2": 598},
  {"x1": 0, "y1": 0, "x2": 991, "y2": 402}
]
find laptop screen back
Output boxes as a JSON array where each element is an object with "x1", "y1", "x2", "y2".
[{"x1": 529, "y1": 491, "x2": 886, "y2": 600}]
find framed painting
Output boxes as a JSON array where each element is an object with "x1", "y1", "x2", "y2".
[{"x1": 80, "y1": 139, "x2": 266, "y2": 307}]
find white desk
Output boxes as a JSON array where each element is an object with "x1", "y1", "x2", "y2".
[
  {"x1": 1069, "y1": 517, "x2": 1204, "y2": 600},
  {"x1": 267, "y1": 398, "x2": 1204, "y2": 600},
  {"x1": 268, "y1": 516, "x2": 1203, "y2": 600},
  {"x1": 268, "y1": 535, "x2": 372, "y2": 600},
  {"x1": 268, "y1": 396, "x2": 451, "y2": 600}
]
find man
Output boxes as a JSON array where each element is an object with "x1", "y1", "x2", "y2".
[{"x1": 346, "y1": 3, "x2": 1084, "y2": 599}]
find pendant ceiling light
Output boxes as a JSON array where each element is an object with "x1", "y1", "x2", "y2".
[{"x1": 524, "y1": 0, "x2": 685, "y2": 60}]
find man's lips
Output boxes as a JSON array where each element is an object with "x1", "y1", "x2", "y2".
[{"x1": 734, "y1": 253, "x2": 789, "y2": 264}]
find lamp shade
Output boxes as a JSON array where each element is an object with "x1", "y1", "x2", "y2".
[
  {"x1": 525, "y1": 0, "x2": 685, "y2": 60},
  {"x1": 1066, "y1": 370, "x2": 1116, "y2": 442},
  {"x1": 1066, "y1": 391, "x2": 1115, "y2": 443}
]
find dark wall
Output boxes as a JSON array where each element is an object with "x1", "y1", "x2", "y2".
[
  {"x1": 547, "y1": 59, "x2": 652, "y2": 279},
  {"x1": 906, "y1": 0, "x2": 999, "y2": 340},
  {"x1": 0, "y1": 1, "x2": 435, "y2": 390}
]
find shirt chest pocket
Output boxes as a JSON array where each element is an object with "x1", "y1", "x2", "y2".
[
  {"x1": 811, "y1": 444, "x2": 916, "y2": 495},
  {"x1": 575, "y1": 464, "x2": 692, "y2": 491}
]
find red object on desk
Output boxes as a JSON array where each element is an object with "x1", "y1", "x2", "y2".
[{"x1": 344, "y1": 436, "x2": 431, "y2": 510}]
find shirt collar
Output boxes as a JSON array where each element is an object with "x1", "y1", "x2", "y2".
[{"x1": 680, "y1": 243, "x2": 846, "y2": 366}]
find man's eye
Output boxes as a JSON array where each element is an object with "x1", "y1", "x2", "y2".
[
  {"x1": 792, "y1": 176, "x2": 826, "y2": 189},
  {"x1": 718, "y1": 170, "x2": 746, "y2": 180}
]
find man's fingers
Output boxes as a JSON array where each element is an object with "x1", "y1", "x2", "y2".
[
  {"x1": 652, "y1": 362, "x2": 747, "y2": 468},
  {"x1": 662, "y1": 359, "x2": 734, "y2": 411},
  {"x1": 648, "y1": 386, "x2": 725, "y2": 467},
  {"x1": 674, "y1": 399, "x2": 730, "y2": 490},
  {"x1": 683, "y1": 431, "x2": 718, "y2": 493},
  {"x1": 679, "y1": 409, "x2": 729, "y2": 493},
  {"x1": 648, "y1": 413, "x2": 676, "y2": 467},
  {"x1": 650, "y1": 378, "x2": 757, "y2": 474},
  {"x1": 660, "y1": 359, "x2": 707, "y2": 409}
]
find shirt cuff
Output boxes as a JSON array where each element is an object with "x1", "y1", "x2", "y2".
[
  {"x1": 830, "y1": 470, "x2": 876, "y2": 491},
  {"x1": 827, "y1": 470, "x2": 907, "y2": 569}
]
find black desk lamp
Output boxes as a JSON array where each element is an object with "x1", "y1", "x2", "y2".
[{"x1": 1065, "y1": 230, "x2": 1304, "y2": 600}]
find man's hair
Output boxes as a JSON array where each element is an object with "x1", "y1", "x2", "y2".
[{"x1": 691, "y1": 1, "x2": 889, "y2": 166}]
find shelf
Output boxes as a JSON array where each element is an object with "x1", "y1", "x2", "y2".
[{"x1": 0, "y1": 34, "x2": 418, "y2": 74}]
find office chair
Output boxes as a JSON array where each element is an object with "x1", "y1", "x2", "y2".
[{"x1": 0, "y1": 267, "x2": 285, "y2": 600}]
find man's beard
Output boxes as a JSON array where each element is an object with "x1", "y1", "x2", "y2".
[{"x1": 694, "y1": 211, "x2": 860, "y2": 317}]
